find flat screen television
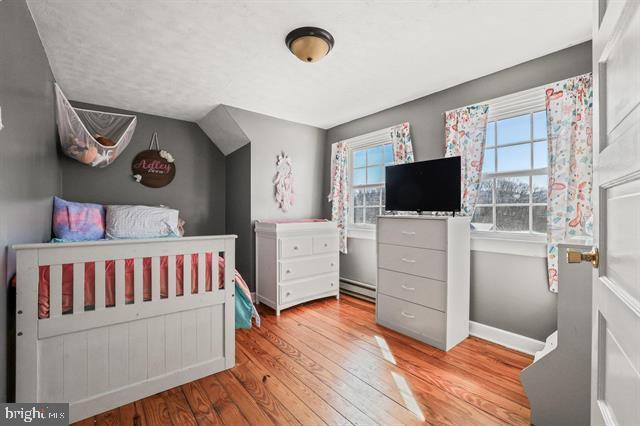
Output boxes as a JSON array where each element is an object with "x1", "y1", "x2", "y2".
[{"x1": 385, "y1": 156, "x2": 461, "y2": 213}]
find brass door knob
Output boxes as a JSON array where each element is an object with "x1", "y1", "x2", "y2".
[{"x1": 567, "y1": 247, "x2": 599, "y2": 268}]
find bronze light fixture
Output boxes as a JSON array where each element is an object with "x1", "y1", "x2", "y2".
[{"x1": 286, "y1": 27, "x2": 335, "y2": 63}]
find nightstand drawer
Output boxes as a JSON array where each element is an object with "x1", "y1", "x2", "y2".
[
  {"x1": 377, "y1": 294, "x2": 445, "y2": 344},
  {"x1": 279, "y1": 236, "x2": 312, "y2": 258},
  {"x1": 378, "y1": 218, "x2": 447, "y2": 250},
  {"x1": 280, "y1": 255, "x2": 338, "y2": 281},
  {"x1": 378, "y1": 243, "x2": 446, "y2": 281},
  {"x1": 378, "y1": 269, "x2": 446, "y2": 312},
  {"x1": 279, "y1": 274, "x2": 338, "y2": 305}
]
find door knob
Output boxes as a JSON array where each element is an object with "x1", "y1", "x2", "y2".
[{"x1": 567, "y1": 247, "x2": 599, "y2": 268}]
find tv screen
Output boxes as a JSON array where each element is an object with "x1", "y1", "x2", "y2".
[{"x1": 385, "y1": 157, "x2": 461, "y2": 213}]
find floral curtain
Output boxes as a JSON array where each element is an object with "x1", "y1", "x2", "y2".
[
  {"x1": 328, "y1": 142, "x2": 349, "y2": 253},
  {"x1": 391, "y1": 122, "x2": 415, "y2": 164},
  {"x1": 545, "y1": 73, "x2": 593, "y2": 293},
  {"x1": 444, "y1": 104, "x2": 490, "y2": 216}
]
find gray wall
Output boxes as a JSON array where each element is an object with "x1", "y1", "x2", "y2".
[
  {"x1": 225, "y1": 144, "x2": 252, "y2": 288},
  {"x1": 0, "y1": 0, "x2": 61, "y2": 401},
  {"x1": 225, "y1": 107, "x2": 327, "y2": 292},
  {"x1": 62, "y1": 102, "x2": 226, "y2": 236},
  {"x1": 324, "y1": 41, "x2": 592, "y2": 341}
]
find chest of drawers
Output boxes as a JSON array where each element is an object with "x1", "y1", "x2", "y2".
[
  {"x1": 376, "y1": 216, "x2": 470, "y2": 351},
  {"x1": 255, "y1": 221, "x2": 340, "y2": 315}
]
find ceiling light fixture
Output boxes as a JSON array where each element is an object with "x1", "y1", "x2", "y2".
[{"x1": 285, "y1": 27, "x2": 334, "y2": 63}]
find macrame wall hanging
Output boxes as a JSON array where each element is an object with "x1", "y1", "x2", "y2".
[
  {"x1": 131, "y1": 132, "x2": 176, "y2": 188},
  {"x1": 55, "y1": 84, "x2": 137, "y2": 167},
  {"x1": 273, "y1": 152, "x2": 295, "y2": 212}
]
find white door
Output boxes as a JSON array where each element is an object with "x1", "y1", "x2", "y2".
[{"x1": 591, "y1": 0, "x2": 640, "y2": 424}]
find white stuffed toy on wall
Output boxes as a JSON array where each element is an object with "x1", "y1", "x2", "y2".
[{"x1": 273, "y1": 152, "x2": 295, "y2": 212}]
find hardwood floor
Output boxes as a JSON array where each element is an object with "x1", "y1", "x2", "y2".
[{"x1": 75, "y1": 295, "x2": 532, "y2": 425}]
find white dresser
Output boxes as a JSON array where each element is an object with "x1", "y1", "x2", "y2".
[
  {"x1": 255, "y1": 221, "x2": 340, "y2": 315},
  {"x1": 376, "y1": 215, "x2": 470, "y2": 351}
]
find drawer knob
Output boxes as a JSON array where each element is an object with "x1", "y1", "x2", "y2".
[
  {"x1": 401, "y1": 258, "x2": 416, "y2": 263},
  {"x1": 285, "y1": 269, "x2": 292, "y2": 274},
  {"x1": 330, "y1": 262, "x2": 335, "y2": 267},
  {"x1": 401, "y1": 231, "x2": 416, "y2": 236},
  {"x1": 324, "y1": 243, "x2": 328, "y2": 247},
  {"x1": 286, "y1": 291, "x2": 291, "y2": 297},
  {"x1": 401, "y1": 284, "x2": 415, "y2": 291},
  {"x1": 401, "y1": 311, "x2": 415, "y2": 319},
  {"x1": 330, "y1": 282, "x2": 334, "y2": 287},
  {"x1": 293, "y1": 246, "x2": 299, "y2": 250}
]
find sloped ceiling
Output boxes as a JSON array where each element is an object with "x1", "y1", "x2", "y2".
[
  {"x1": 197, "y1": 105, "x2": 250, "y2": 156},
  {"x1": 27, "y1": 1, "x2": 591, "y2": 132}
]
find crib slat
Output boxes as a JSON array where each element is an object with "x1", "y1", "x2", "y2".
[
  {"x1": 73, "y1": 263, "x2": 84, "y2": 314},
  {"x1": 94, "y1": 261, "x2": 106, "y2": 310},
  {"x1": 183, "y1": 255, "x2": 191, "y2": 297},
  {"x1": 212, "y1": 252, "x2": 220, "y2": 291},
  {"x1": 168, "y1": 255, "x2": 176, "y2": 299},
  {"x1": 134, "y1": 258, "x2": 143, "y2": 305},
  {"x1": 115, "y1": 260, "x2": 125, "y2": 307},
  {"x1": 151, "y1": 257, "x2": 161, "y2": 301},
  {"x1": 198, "y1": 252, "x2": 205, "y2": 293},
  {"x1": 50, "y1": 264, "x2": 63, "y2": 318}
]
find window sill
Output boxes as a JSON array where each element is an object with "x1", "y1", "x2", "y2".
[
  {"x1": 348, "y1": 226, "x2": 376, "y2": 240},
  {"x1": 471, "y1": 232, "x2": 547, "y2": 258}
]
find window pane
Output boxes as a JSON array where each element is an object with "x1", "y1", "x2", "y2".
[
  {"x1": 496, "y1": 206, "x2": 529, "y2": 232},
  {"x1": 353, "y1": 168, "x2": 366, "y2": 185},
  {"x1": 365, "y1": 187, "x2": 382, "y2": 206},
  {"x1": 533, "y1": 141, "x2": 548, "y2": 168},
  {"x1": 354, "y1": 207, "x2": 364, "y2": 224},
  {"x1": 497, "y1": 114, "x2": 530, "y2": 145},
  {"x1": 483, "y1": 148, "x2": 495, "y2": 173},
  {"x1": 477, "y1": 179, "x2": 493, "y2": 204},
  {"x1": 353, "y1": 150, "x2": 366, "y2": 168},
  {"x1": 365, "y1": 207, "x2": 378, "y2": 224},
  {"x1": 532, "y1": 206, "x2": 547, "y2": 233},
  {"x1": 381, "y1": 187, "x2": 386, "y2": 207},
  {"x1": 367, "y1": 146, "x2": 383, "y2": 165},
  {"x1": 496, "y1": 176, "x2": 529, "y2": 204},
  {"x1": 471, "y1": 207, "x2": 494, "y2": 231},
  {"x1": 367, "y1": 166, "x2": 384, "y2": 184},
  {"x1": 353, "y1": 188, "x2": 365, "y2": 206},
  {"x1": 384, "y1": 144, "x2": 394, "y2": 165},
  {"x1": 532, "y1": 175, "x2": 547, "y2": 203},
  {"x1": 486, "y1": 122, "x2": 496, "y2": 147},
  {"x1": 497, "y1": 144, "x2": 531, "y2": 172},
  {"x1": 533, "y1": 111, "x2": 547, "y2": 140}
]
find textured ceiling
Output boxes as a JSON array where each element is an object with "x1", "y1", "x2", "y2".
[{"x1": 28, "y1": 0, "x2": 591, "y2": 129}]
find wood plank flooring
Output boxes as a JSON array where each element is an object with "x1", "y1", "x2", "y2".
[{"x1": 75, "y1": 295, "x2": 532, "y2": 425}]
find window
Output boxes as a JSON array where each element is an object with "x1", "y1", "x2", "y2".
[
  {"x1": 472, "y1": 110, "x2": 548, "y2": 234},
  {"x1": 351, "y1": 143, "x2": 394, "y2": 225}
]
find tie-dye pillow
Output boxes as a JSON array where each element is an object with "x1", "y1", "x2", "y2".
[{"x1": 52, "y1": 197, "x2": 106, "y2": 241}]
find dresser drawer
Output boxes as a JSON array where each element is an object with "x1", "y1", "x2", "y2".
[
  {"x1": 280, "y1": 274, "x2": 338, "y2": 305},
  {"x1": 279, "y1": 236, "x2": 312, "y2": 258},
  {"x1": 378, "y1": 218, "x2": 447, "y2": 250},
  {"x1": 280, "y1": 255, "x2": 338, "y2": 281},
  {"x1": 377, "y1": 294, "x2": 445, "y2": 344},
  {"x1": 378, "y1": 243, "x2": 446, "y2": 281},
  {"x1": 378, "y1": 269, "x2": 446, "y2": 312},
  {"x1": 313, "y1": 234, "x2": 338, "y2": 254}
]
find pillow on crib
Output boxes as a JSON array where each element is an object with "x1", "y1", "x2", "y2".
[
  {"x1": 105, "y1": 205, "x2": 180, "y2": 239},
  {"x1": 52, "y1": 197, "x2": 106, "y2": 241}
]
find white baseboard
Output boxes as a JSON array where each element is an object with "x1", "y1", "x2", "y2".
[{"x1": 469, "y1": 321, "x2": 545, "y2": 355}]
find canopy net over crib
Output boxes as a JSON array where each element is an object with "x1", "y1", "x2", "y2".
[{"x1": 55, "y1": 84, "x2": 137, "y2": 167}]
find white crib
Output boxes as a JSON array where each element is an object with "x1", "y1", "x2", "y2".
[{"x1": 13, "y1": 235, "x2": 236, "y2": 422}]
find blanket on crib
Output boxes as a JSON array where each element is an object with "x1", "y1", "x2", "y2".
[{"x1": 16, "y1": 254, "x2": 259, "y2": 329}]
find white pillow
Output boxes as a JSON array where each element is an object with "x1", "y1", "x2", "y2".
[{"x1": 106, "y1": 205, "x2": 180, "y2": 239}]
